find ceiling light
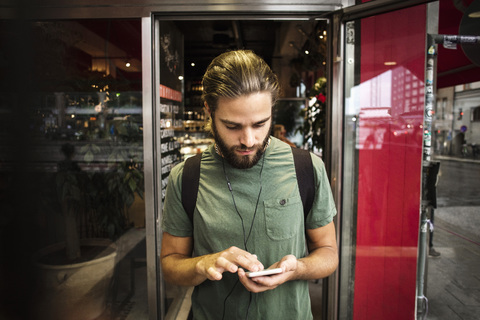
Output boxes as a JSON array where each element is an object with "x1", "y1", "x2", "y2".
[
  {"x1": 125, "y1": 62, "x2": 131, "y2": 68},
  {"x1": 384, "y1": 61, "x2": 397, "y2": 66}
]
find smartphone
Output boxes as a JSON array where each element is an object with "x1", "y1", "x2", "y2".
[{"x1": 246, "y1": 267, "x2": 283, "y2": 278}]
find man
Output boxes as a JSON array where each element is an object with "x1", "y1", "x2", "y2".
[{"x1": 161, "y1": 50, "x2": 338, "y2": 319}]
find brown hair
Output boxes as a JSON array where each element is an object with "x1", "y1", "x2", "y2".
[{"x1": 202, "y1": 50, "x2": 281, "y2": 115}]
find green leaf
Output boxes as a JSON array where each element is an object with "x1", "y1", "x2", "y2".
[
  {"x1": 128, "y1": 178, "x2": 136, "y2": 192},
  {"x1": 84, "y1": 150, "x2": 94, "y2": 163}
]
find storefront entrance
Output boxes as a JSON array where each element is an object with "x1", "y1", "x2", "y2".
[{"x1": 149, "y1": 15, "x2": 335, "y2": 319}]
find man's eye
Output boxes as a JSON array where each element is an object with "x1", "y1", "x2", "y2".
[
  {"x1": 254, "y1": 123, "x2": 266, "y2": 128},
  {"x1": 226, "y1": 125, "x2": 239, "y2": 130}
]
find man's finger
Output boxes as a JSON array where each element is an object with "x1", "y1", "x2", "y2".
[
  {"x1": 235, "y1": 253, "x2": 263, "y2": 272},
  {"x1": 216, "y1": 256, "x2": 239, "y2": 273}
]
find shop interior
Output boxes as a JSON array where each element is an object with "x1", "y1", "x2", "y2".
[{"x1": 0, "y1": 17, "x2": 329, "y2": 319}]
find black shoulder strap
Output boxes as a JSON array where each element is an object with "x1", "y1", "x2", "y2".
[
  {"x1": 291, "y1": 147, "x2": 315, "y2": 218},
  {"x1": 181, "y1": 153, "x2": 202, "y2": 223},
  {"x1": 181, "y1": 147, "x2": 315, "y2": 223}
]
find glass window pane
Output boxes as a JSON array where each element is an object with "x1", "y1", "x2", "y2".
[{"x1": 0, "y1": 19, "x2": 147, "y2": 319}]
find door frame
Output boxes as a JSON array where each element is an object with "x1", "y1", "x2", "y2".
[{"x1": 148, "y1": 11, "x2": 339, "y2": 320}]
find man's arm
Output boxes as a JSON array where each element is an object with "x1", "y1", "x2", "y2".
[
  {"x1": 295, "y1": 220, "x2": 339, "y2": 279},
  {"x1": 160, "y1": 232, "x2": 264, "y2": 287},
  {"x1": 238, "y1": 221, "x2": 338, "y2": 291},
  {"x1": 160, "y1": 232, "x2": 203, "y2": 286}
]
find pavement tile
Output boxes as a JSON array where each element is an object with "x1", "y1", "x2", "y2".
[{"x1": 426, "y1": 217, "x2": 480, "y2": 320}]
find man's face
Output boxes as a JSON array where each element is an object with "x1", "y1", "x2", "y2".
[{"x1": 209, "y1": 92, "x2": 272, "y2": 169}]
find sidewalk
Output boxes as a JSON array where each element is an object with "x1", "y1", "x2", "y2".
[
  {"x1": 423, "y1": 207, "x2": 480, "y2": 320},
  {"x1": 421, "y1": 153, "x2": 480, "y2": 319},
  {"x1": 435, "y1": 207, "x2": 480, "y2": 241}
]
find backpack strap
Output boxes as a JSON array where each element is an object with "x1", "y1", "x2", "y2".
[
  {"x1": 181, "y1": 147, "x2": 315, "y2": 223},
  {"x1": 181, "y1": 153, "x2": 202, "y2": 223},
  {"x1": 291, "y1": 147, "x2": 315, "y2": 218}
]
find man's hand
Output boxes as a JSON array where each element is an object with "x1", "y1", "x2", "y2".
[
  {"x1": 161, "y1": 233, "x2": 265, "y2": 286},
  {"x1": 237, "y1": 255, "x2": 298, "y2": 293},
  {"x1": 195, "y1": 246, "x2": 264, "y2": 281},
  {"x1": 237, "y1": 221, "x2": 339, "y2": 292}
]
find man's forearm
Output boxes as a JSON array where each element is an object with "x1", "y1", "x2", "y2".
[
  {"x1": 295, "y1": 246, "x2": 339, "y2": 281},
  {"x1": 161, "y1": 253, "x2": 207, "y2": 286}
]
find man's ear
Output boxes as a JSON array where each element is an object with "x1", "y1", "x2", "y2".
[{"x1": 204, "y1": 102, "x2": 211, "y2": 116}]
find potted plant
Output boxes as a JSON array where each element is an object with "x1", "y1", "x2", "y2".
[
  {"x1": 297, "y1": 77, "x2": 327, "y2": 154},
  {"x1": 32, "y1": 141, "x2": 144, "y2": 320}
]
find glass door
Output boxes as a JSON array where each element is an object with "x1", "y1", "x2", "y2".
[{"x1": 337, "y1": 4, "x2": 428, "y2": 320}]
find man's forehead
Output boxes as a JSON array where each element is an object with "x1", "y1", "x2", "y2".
[
  {"x1": 219, "y1": 115, "x2": 271, "y2": 125},
  {"x1": 215, "y1": 93, "x2": 272, "y2": 120}
]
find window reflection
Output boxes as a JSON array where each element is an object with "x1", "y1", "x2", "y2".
[
  {"x1": 347, "y1": 67, "x2": 424, "y2": 151},
  {"x1": 0, "y1": 19, "x2": 147, "y2": 319}
]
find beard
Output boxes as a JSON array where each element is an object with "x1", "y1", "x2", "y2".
[{"x1": 212, "y1": 120, "x2": 271, "y2": 169}]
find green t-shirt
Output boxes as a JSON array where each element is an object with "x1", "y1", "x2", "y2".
[{"x1": 162, "y1": 137, "x2": 337, "y2": 320}]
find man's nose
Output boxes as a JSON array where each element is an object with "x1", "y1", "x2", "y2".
[{"x1": 240, "y1": 128, "x2": 255, "y2": 148}]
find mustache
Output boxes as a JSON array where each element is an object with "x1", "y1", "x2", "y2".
[{"x1": 234, "y1": 145, "x2": 256, "y2": 152}]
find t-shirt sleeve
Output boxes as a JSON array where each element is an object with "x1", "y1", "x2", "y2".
[
  {"x1": 305, "y1": 154, "x2": 337, "y2": 229},
  {"x1": 161, "y1": 162, "x2": 194, "y2": 237}
]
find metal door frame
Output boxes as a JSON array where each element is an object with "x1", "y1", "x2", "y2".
[{"x1": 148, "y1": 8, "x2": 341, "y2": 320}]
